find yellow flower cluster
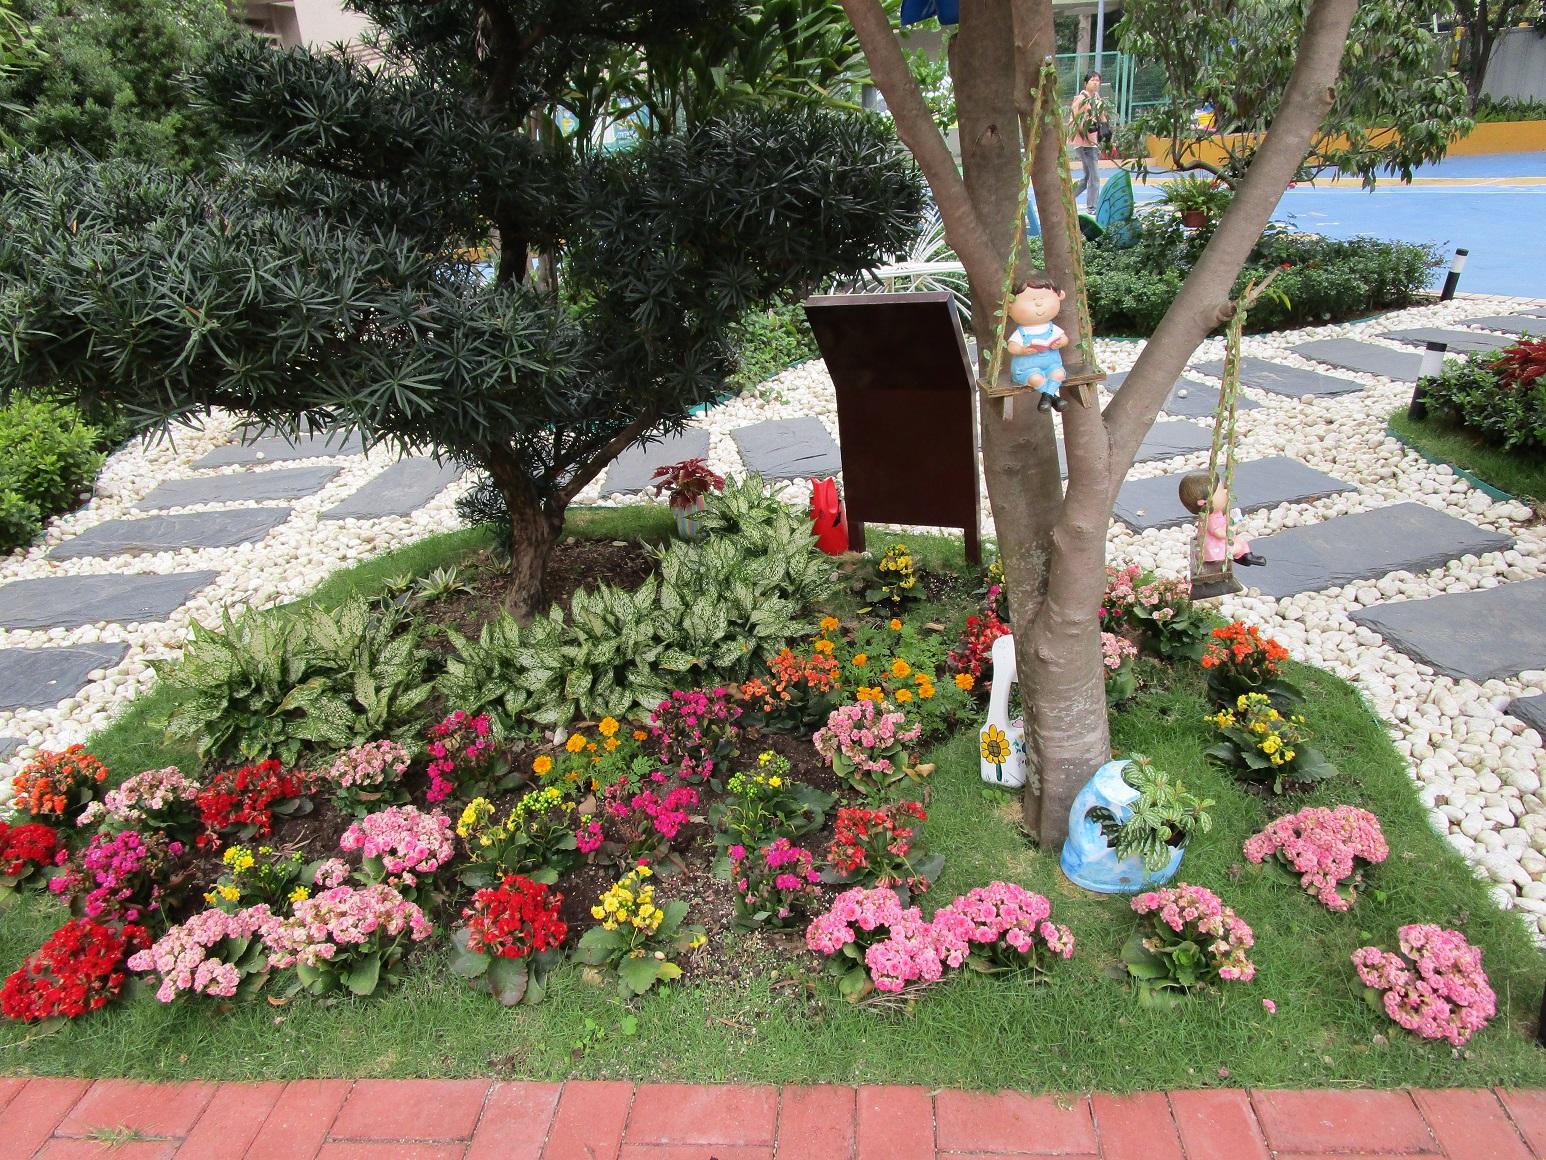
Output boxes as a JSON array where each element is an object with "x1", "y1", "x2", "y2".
[
  {"x1": 878, "y1": 544, "x2": 918, "y2": 590},
  {"x1": 1211, "y1": 694, "x2": 1306, "y2": 767},
  {"x1": 590, "y1": 865, "x2": 662, "y2": 934},
  {"x1": 204, "y1": 846, "x2": 258, "y2": 901}
]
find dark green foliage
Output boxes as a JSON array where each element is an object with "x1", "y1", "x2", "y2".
[
  {"x1": 1424, "y1": 349, "x2": 1546, "y2": 454},
  {"x1": 1075, "y1": 220, "x2": 1436, "y2": 336},
  {"x1": 1473, "y1": 96, "x2": 1546, "y2": 122},
  {"x1": 0, "y1": 396, "x2": 102, "y2": 552},
  {"x1": 0, "y1": 0, "x2": 236, "y2": 171},
  {"x1": 726, "y1": 302, "x2": 820, "y2": 396},
  {"x1": 0, "y1": 4, "x2": 924, "y2": 609}
]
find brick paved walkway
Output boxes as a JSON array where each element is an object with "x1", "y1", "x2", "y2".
[{"x1": 1, "y1": 1078, "x2": 1544, "y2": 1159}]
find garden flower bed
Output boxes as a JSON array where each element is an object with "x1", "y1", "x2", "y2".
[{"x1": 2, "y1": 505, "x2": 1545, "y2": 1092}]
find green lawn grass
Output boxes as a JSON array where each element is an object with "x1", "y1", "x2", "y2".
[
  {"x1": 1389, "y1": 408, "x2": 1546, "y2": 506},
  {"x1": 4, "y1": 523, "x2": 1544, "y2": 1089}
]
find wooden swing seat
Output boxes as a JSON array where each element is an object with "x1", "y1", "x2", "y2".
[{"x1": 976, "y1": 370, "x2": 1105, "y2": 402}]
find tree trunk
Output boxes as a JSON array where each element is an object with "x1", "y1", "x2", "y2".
[{"x1": 489, "y1": 450, "x2": 564, "y2": 621}]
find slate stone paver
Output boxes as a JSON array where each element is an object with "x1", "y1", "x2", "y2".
[
  {"x1": 1104, "y1": 370, "x2": 1261, "y2": 419},
  {"x1": 194, "y1": 430, "x2": 364, "y2": 469},
  {"x1": 1292, "y1": 339, "x2": 1423, "y2": 382},
  {"x1": 0, "y1": 571, "x2": 220, "y2": 629},
  {"x1": 1058, "y1": 419, "x2": 1213, "y2": 478},
  {"x1": 1349, "y1": 579, "x2": 1546, "y2": 681},
  {"x1": 1510, "y1": 695, "x2": 1546, "y2": 740},
  {"x1": 0, "y1": 643, "x2": 128, "y2": 710},
  {"x1": 1244, "y1": 502, "x2": 1514, "y2": 599},
  {"x1": 322, "y1": 458, "x2": 463, "y2": 521},
  {"x1": 1113, "y1": 456, "x2": 1355, "y2": 531},
  {"x1": 49, "y1": 508, "x2": 292, "y2": 560},
  {"x1": 0, "y1": 737, "x2": 21, "y2": 759},
  {"x1": 732, "y1": 417, "x2": 842, "y2": 481},
  {"x1": 600, "y1": 430, "x2": 711, "y2": 495},
  {"x1": 1192, "y1": 355, "x2": 1364, "y2": 397},
  {"x1": 1460, "y1": 314, "x2": 1546, "y2": 337},
  {"x1": 1380, "y1": 327, "x2": 1517, "y2": 354},
  {"x1": 136, "y1": 466, "x2": 341, "y2": 510}
]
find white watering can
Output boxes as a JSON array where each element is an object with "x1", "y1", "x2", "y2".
[{"x1": 979, "y1": 632, "x2": 1029, "y2": 789}]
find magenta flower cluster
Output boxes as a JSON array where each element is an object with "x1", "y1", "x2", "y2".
[
  {"x1": 604, "y1": 784, "x2": 700, "y2": 844},
  {"x1": 76, "y1": 766, "x2": 199, "y2": 830},
  {"x1": 128, "y1": 905, "x2": 280, "y2": 1003},
  {"x1": 731, "y1": 838, "x2": 821, "y2": 924},
  {"x1": 812, "y1": 700, "x2": 922, "y2": 778},
  {"x1": 575, "y1": 819, "x2": 604, "y2": 854},
  {"x1": 1244, "y1": 805, "x2": 1389, "y2": 911},
  {"x1": 1352, "y1": 924, "x2": 1496, "y2": 1046},
  {"x1": 327, "y1": 741, "x2": 411, "y2": 790},
  {"x1": 339, "y1": 806, "x2": 454, "y2": 888},
  {"x1": 424, "y1": 710, "x2": 494, "y2": 803},
  {"x1": 930, "y1": 882, "x2": 1077, "y2": 968},
  {"x1": 648, "y1": 688, "x2": 742, "y2": 785},
  {"x1": 50, "y1": 829, "x2": 182, "y2": 922},
  {"x1": 1131, "y1": 883, "x2": 1256, "y2": 983},
  {"x1": 265, "y1": 883, "x2": 432, "y2": 971}
]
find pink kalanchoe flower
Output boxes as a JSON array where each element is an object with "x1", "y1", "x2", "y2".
[
  {"x1": 128, "y1": 905, "x2": 280, "y2": 1003},
  {"x1": 1262, "y1": 998, "x2": 1277, "y2": 1015},
  {"x1": 1244, "y1": 806, "x2": 1388, "y2": 911},
  {"x1": 339, "y1": 806, "x2": 453, "y2": 890},
  {"x1": 1131, "y1": 883, "x2": 1255, "y2": 985},
  {"x1": 264, "y1": 884, "x2": 432, "y2": 972},
  {"x1": 1352, "y1": 924, "x2": 1495, "y2": 1046}
]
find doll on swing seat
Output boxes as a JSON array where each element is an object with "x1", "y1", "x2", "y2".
[{"x1": 1178, "y1": 472, "x2": 1266, "y2": 568}]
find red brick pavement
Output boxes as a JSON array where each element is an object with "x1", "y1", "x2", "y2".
[{"x1": 0, "y1": 1079, "x2": 1542, "y2": 1159}]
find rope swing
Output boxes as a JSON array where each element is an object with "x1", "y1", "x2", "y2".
[{"x1": 980, "y1": 58, "x2": 1106, "y2": 419}]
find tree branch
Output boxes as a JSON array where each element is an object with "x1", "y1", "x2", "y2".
[
  {"x1": 1102, "y1": 0, "x2": 1359, "y2": 477},
  {"x1": 552, "y1": 409, "x2": 661, "y2": 507},
  {"x1": 838, "y1": 0, "x2": 1001, "y2": 292}
]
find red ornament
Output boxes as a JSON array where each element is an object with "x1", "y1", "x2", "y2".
[{"x1": 809, "y1": 477, "x2": 848, "y2": 555}]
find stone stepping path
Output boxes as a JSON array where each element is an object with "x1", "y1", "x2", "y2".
[
  {"x1": 193, "y1": 430, "x2": 364, "y2": 469},
  {"x1": 1057, "y1": 419, "x2": 1213, "y2": 478},
  {"x1": 0, "y1": 643, "x2": 128, "y2": 711},
  {"x1": 0, "y1": 571, "x2": 220, "y2": 630},
  {"x1": 1511, "y1": 695, "x2": 1546, "y2": 741},
  {"x1": 1103, "y1": 370, "x2": 1261, "y2": 419},
  {"x1": 322, "y1": 458, "x2": 463, "y2": 521},
  {"x1": 1462, "y1": 314, "x2": 1546, "y2": 337},
  {"x1": 600, "y1": 429, "x2": 710, "y2": 495},
  {"x1": 1245, "y1": 502, "x2": 1514, "y2": 599},
  {"x1": 1381, "y1": 327, "x2": 1517, "y2": 354},
  {"x1": 1292, "y1": 338, "x2": 1422, "y2": 382},
  {"x1": 1350, "y1": 579, "x2": 1546, "y2": 681},
  {"x1": 1191, "y1": 355, "x2": 1363, "y2": 398},
  {"x1": 0, "y1": 736, "x2": 20, "y2": 758},
  {"x1": 136, "y1": 465, "x2": 341, "y2": 510},
  {"x1": 732, "y1": 416, "x2": 842, "y2": 481},
  {"x1": 49, "y1": 508, "x2": 293, "y2": 560},
  {"x1": 1113, "y1": 456, "x2": 1355, "y2": 531}
]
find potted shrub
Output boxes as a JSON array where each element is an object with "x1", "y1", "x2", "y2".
[
  {"x1": 1160, "y1": 175, "x2": 1230, "y2": 229},
  {"x1": 650, "y1": 457, "x2": 724, "y2": 539},
  {"x1": 1060, "y1": 755, "x2": 1212, "y2": 893}
]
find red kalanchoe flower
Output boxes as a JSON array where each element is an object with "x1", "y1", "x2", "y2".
[
  {"x1": 1, "y1": 918, "x2": 148, "y2": 1022},
  {"x1": 462, "y1": 875, "x2": 567, "y2": 959},
  {"x1": 195, "y1": 760, "x2": 310, "y2": 846},
  {"x1": 0, "y1": 820, "x2": 59, "y2": 880}
]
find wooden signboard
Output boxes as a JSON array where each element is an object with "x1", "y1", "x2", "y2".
[{"x1": 803, "y1": 292, "x2": 982, "y2": 564}]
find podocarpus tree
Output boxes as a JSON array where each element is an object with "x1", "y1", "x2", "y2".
[
  {"x1": 1124, "y1": 0, "x2": 1469, "y2": 186},
  {"x1": 839, "y1": 0, "x2": 1415, "y2": 844},
  {"x1": 0, "y1": 1, "x2": 924, "y2": 618}
]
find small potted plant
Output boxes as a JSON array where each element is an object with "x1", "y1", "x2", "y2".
[
  {"x1": 1160, "y1": 175, "x2": 1230, "y2": 229},
  {"x1": 649, "y1": 457, "x2": 724, "y2": 539},
  {"x1": 1061, "y1": 755, "x2": 1212, "y2": 893}
]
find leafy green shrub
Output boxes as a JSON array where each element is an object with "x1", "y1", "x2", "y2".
[
  {"x1": 1424, "y1": 344, "x2": 1546, "y2": 453},
  {"x1": 726, "y1": 302, "x2": 819, "y2": 396},
  {"x1": 0, "y1": 398, "x2": 103, "y2": 552},
  {"x1": 158, "y1": 598, "x2": 434, "y2": 767},
  {"x1": 1473, "y1": 96, "x2": 1546, "y2": 123},
  {"x1": 1078, "y1": 219, "x2": 1436, "y2": 335},
  {"x1": 439, "y1": 481, "x2": 834, "y2": 728}
]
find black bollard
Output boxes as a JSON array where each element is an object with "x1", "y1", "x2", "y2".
[
  {"x1": 1407, "y1": 341, "x2": 1447, "y2": 423},
  {"x1": 1439, "y1": 248, "x2": 1468, "y2": 302}
]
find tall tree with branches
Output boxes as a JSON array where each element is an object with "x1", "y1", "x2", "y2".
[
  {"x1": 0, "y1": 1, "x2": 925, "y2": 618},
  {"x1": 1447, "y1": 0, "x2": 1543, "y2": 110},
  {"x1": 838, "y1": 0, "x2": 1380, "y2": 844}
]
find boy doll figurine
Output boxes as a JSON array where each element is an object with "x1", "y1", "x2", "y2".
[
  {"x1": 1178, "y1": 472, "x2": 1266, "y2": 567},
  {"x1": 1005, "y1": 276, "x2": 1070, "y2": 412}
]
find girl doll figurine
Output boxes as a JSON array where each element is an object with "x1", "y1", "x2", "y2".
[
  {"x1": 1178, "y1": 472, "x2": 1266, "y2": 567},
  {"x1": 1005, "y1": 276, "x2": 1070, "y2": 412}
]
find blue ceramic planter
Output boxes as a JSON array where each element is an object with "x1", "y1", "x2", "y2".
[{"x1": 1060, "y1": 759, "x2": 1184, "y2": 894}]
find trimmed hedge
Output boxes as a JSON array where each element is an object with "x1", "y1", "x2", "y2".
[
  {"x1": 0, "y1": 398, "x2": 103, "y2": 552},
  {"x1": 1424, "y1": 346, "x2": 1546, "y2": 453}
]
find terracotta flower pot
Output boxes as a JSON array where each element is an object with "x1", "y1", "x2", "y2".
[{"x1": 1180, "y1": 209, "x2": 1208, "y2": 229}]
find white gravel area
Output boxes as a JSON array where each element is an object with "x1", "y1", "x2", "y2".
[{"x1": 2, "y1": 292, "x2": 1544, "y2": 937}]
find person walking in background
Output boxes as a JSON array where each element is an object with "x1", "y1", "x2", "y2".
[{"x1": 1069, "y1": 71, "x2": 1107, "y2": 213}]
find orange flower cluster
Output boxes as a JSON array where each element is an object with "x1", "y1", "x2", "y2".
[
  {"x1": 740, "y1": 647, "x2": 842, "y2": 712},
  {"x1": 11, "y1": 746, "x2": 108, "y2": 820},
  {"x1": 1200, "y1": 622, "x2": 1289, "y2": 673}
]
